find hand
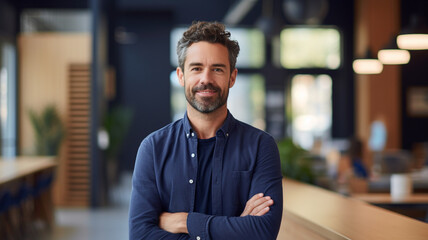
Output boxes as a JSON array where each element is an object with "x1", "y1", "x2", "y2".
[
  {"x1": 240, "y1": 193, "x2": 274, "y2": 217},
  {"x1": 159, "y1": 212, "x2": 189, "y2": 234}
]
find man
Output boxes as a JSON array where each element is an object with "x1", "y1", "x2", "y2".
[{"x1": 129, "y1": 21, "x2": 283, "y2": 240}]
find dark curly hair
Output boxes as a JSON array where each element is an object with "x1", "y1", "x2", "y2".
[{"x1": 176, "y1": 21, "x2": 240, "y2": 73}]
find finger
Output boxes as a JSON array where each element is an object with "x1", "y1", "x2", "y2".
[
  {"x1": 248, "y1": 196, "x2": 271, "y2": 213},
  {"x1": 255, "y1": 207, "x2": 270, "y2": 216},
  {"x1": 245, "y1": 197, "x2": 272, "y2": 217},
  {"x1": 250, "y1": 199, "x2": 274, "y2": 216},
  {"x1": 252, "y1": 196, "x2": 271, "y2": 208},
  {"x1": 248, "y1": 193, "x2": 264, "y2": 203},
  {"x1": 241, "y1": 193, "x2": 264, "y2": 216}
]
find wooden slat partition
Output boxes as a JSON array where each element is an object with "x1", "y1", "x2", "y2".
[{"x1": 61, "y1": 63, "x2": 91, "y2": 206}]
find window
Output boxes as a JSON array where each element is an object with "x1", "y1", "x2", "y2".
[
  {"x1": 280, "y1": 27, "x2": 341, "y2": 69},
  {"x1": 0, "y1": 40, "x2": 17, "y2": 158},
  {"x1": 228, "y1": 74, "x2": 265, "y2": 130},
  {"x1": 290, "y1": 74, "x2": 332, "y2": 149}
]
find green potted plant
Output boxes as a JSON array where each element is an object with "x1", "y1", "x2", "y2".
[
  {"x1": 277, "y1": 138, "x2": 315, "y2": 184},
  {"x1": 28, "y1": 105, "x2": 65, "y2": 156},
  {"x1": 103, "y1": 105, "x2": 133, "y2": 184}
]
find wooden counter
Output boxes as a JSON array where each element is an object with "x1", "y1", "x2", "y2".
[
  {"x1": 0, "y1": 156, "x2": 57, "y2": 231},
  {"x1": 277, "y1": 178, "x2": 428, "y2": 240},
  {"x1": 352, "y1": 193, "x2": 428, "y2": 204},
  {"x1": 0, "y1": 156, "x2": 57, "y2": 185}
]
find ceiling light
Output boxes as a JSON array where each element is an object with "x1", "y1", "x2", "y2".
[
  {"x1": 397, "y1": 15, "x2": 428, "y2": 50},
  {"x1": 378, "y1": 37, "x2": 410, "y2": 65},
  {"x1": 397, "y1": 34, "x2": 428, "y2": 50},
  {"x1": 353, "y1": 50, "x2": 383, "y2": 74}
]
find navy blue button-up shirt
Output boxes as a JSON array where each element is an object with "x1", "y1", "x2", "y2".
[{"x1": 129, "y1": 111, "x2": 283, "y2": 240}]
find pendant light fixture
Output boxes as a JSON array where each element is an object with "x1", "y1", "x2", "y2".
[
  {"x1": 397, "y1": 15, "x2": 428, "y2": 50},
  {"x1": 353, "y1": 50, "x2": 383, "y2": 74},
  {"x1": 378, "y1": 36, "x2": 411, "y2": 65}
]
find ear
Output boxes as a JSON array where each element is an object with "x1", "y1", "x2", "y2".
[
  {"x1": 177, "y1": 67, "x2": 185, "y2": 87},
  {"x1": 229, "y1": 68, "x2": 238, "y2": 88}
]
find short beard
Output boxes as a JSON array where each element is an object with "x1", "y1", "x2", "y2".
[{"x1": 185, "y1": 81, "x2": 229, "y2": 114}]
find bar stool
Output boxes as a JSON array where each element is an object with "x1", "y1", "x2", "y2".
[
  {"x1": 31, "y1": 173, "x2": 55, "y2": 232},
  {"x1": 1, "y1": 191, "x2": 16, "y2": 240},
  {"x1": 32, "y1": 173, "x2": 54, "y2": 198},
  {"x1": 15, "y1": 183, "x2": 35, "y2": 237}
]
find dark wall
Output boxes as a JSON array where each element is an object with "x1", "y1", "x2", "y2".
[
  {"x1": 401, "y1": 0, "x2": 428, "y2": 150},
  {"x1": 114, "y1": 0, "x2": 231, "y2": 23},
  {"x1": 114, "y1": 11, "x2": 173, "y2": 171},
  {"x1": 401, "y1": 51, "x2": 428, "y2": 150},
  {"x1": 324, "y1": 1, "x2": 355, "y2": 139},
  {"x1": 0, "y1": 0, "x2": 17, "y2": 41},
  {"x1": 15, "y1": 0, "x2": 88, "y2": 9}
]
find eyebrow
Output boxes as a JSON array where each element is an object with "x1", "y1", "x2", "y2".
[
  {"x1": 187, "y1": 62, "x2": 227, "y2": 68},
  {"x1": 212, "y1": 64, "x2": 227, "y2": 68},
  {"x1": 188, "y1": 62, "x2": 203, "y2": 67}
]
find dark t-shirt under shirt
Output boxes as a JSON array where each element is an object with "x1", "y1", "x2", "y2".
[{"x1": 194, "y1": 137, "x2": 215, "y2": 215}]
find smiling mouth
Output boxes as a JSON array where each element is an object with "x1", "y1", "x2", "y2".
[
  {"x1": 193, "y1": 84, "x2": 220, "y2": 97},
  {"x1": 196, "y1": 89, "x2": 217, "y2": 96}
]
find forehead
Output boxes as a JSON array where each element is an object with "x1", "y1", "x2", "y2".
[{"x1": 185, "y1": 42, "x2": 230, "y2": 67}]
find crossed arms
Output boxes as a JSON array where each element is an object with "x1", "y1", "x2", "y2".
[
  {"x1": 159, "y1": 193, "x2": 274, "y2": 234},
  {"x1": 129, "y1": 135, "x2": 283, "y2": 240}
]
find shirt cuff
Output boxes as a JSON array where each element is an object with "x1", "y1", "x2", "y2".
[{"x1": 187, "y1": 212, "x2": 213, "y2": 240}]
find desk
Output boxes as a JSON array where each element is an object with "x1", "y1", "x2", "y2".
[
  {"x1": 369, "y1": 169, "x2": 428, "y2": 193},
  {"x1": 352, "y1": 193, "x2": 428, "y2": 204},
  {"x1": 0, "y1": 157, "x2": 57, "y2": 230},
  {"x1": 278, "y1": 178, "x2": 428, "y2": 240},
  {"x1": 352, "y1": 193, "x2": 428, "y2": 222}
]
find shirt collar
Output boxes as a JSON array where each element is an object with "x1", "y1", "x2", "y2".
[{"x1": 183, "y1": 110, "x2": 236, "y2": 138}]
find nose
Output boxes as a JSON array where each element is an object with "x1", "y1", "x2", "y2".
[{"x1": 199, "y1": 69, "x2": 212, "y2": 85}]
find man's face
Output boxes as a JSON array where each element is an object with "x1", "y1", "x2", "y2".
[{"x1": 177, "y1": 41, "x2": 237, "y2": 114}]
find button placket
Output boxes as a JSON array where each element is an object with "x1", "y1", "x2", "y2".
[{"x1": 187, "y1": 132, "x2": 198, "y2": 211}]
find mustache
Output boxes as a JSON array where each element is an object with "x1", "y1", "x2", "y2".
[{"x1": 192, "y1": 84, "x2": 221, "y2": 93}]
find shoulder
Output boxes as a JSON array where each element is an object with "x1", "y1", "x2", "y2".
[
  {"x1": 233, "y1": 119, "x2": 275, "y2": 142},
  {"x1": 141, "y1": 118, "x2": 184, "y2": 146}
]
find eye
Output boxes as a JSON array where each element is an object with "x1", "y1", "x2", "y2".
[
  {"x1": 213, "y1": 68, "x2": 224, "y2": 72},
  {"x1": 191, "y1": 67, "x2": 201, "y2": 71}
]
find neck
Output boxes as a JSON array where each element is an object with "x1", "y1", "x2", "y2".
[{"x1": 186, "y1": 105, "x2": 227, "y2": 139}]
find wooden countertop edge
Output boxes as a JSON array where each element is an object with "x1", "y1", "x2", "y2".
[
  {"x1": 283, "y1": 209, "x2": 351, "y2": 240},
  {"x1": 0, "y1": 156, "x2": 58, "y2": 185},
  {"x1": 351, "y1": 193, "x2": 428, "y2": 204}
]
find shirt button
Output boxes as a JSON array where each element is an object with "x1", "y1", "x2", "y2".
[
  {"x1": 191, "y1": 132, "x2": 195, "y2": 137},
  {"x1": 189, "y1": 179, "x2": 194, "y2": 184},
  {"x1": 196, "y1": 236, "x2": 201, "y2": 240},
  {"x1": 191, "y1": 153, "x2": 195, "y2": 158},
  {"x1": 226, "y1": 133, "x2": 229, "y2": 137},
  {"x1": 186, "y1": 133, "x2": 190, "y2": 138}
]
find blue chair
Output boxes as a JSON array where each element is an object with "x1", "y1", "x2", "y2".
[
  {"x1": 0, "y1": 191, "x2": 12, "y2": 214},
  {"x1": 1, "y1": 191, "x2": 15, "y2": 239},
  {"x1": 32, "y1": 173, "x2": 54, "y2": 198}
]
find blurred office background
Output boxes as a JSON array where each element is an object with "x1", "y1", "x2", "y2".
[{"x1": 0, "y1": 0, "x2": 428, "y2": 239}]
